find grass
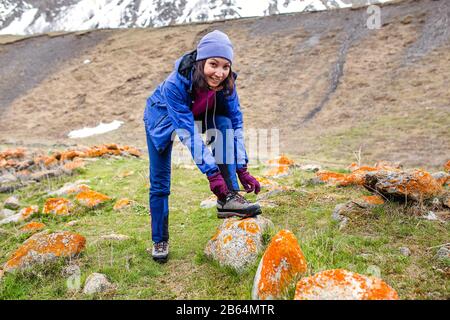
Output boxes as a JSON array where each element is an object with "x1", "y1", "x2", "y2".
[{"x1": 0, "y1": 156, "x2": 449, "y2": 300}]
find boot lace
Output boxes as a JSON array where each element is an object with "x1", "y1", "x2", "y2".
[
  {"x1": 227, "y1": 191, "x2": 249, "y2": 204},
  {"x1": 154, "y1": 242, "x2": 168, "y2": 253}
]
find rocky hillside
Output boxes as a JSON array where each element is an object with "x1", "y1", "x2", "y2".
[{"x1": 0, "y1": 0, "x2": 449, "y2": 169}]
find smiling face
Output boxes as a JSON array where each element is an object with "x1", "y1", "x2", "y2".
[{"x1": 203, "y1": 57, "x2": 231, "y2": 89}]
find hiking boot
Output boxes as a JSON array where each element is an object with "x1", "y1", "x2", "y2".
[
  {"x1": 217, "y1": 191, "x2": 262, "y2": 219},
  {"x1": 150, "y1": 241, "x2": 169, "y2": 263}
]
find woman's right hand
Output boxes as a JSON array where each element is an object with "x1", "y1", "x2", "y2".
[{"x1": 207, "y1": 171, "x2": 229, "y2": 201}]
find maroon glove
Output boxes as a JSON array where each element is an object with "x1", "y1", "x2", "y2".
[
  {"x1": 236, "y1": 167, "x2": 261, "y2": 194},
  {"x1": 207, "y1": 171, "x2": 229, "y2": 201}
]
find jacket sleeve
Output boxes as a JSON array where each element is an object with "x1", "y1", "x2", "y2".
[
  {"x1": 224, "y1": 86, "x2": 249, "y2": 169},
  {"x1": 162, "y1": 80, "x2": 219, "y2": 176}
]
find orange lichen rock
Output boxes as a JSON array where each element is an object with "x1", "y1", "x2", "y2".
[
  {"x1": 65, "y1": 184, "x2": 91, "y2": 195},
  {"x1": 360, "y1": 195, "x2": 385, "y2": 205},
  {"x1": 205, "y1": 216, "x2": 274, "y2": 272},
  {"x1": 19, "y1": 206, "x2": 39, "y2": 219},
  {"x1": 432, "y1": 172, "x2": 450, "y2": 186},
  {"x1": 264, "y1": 155, "x2": 295, "y2": 178},
  {"x1": 120, "y1": 145, "x2": 142, "y2": 157},
  {"x1": 340, "y1": 167, "x2": 380, "y2": 186},
  {"x1": 252, "y1": 230, "x2": 307, "y2": 300},
  {"x1": 60, "y1": 150, "x2": 84, "y2": 162},
  {"x1": 43, "y1": 198, "x2": 73, "y2": 215},
  {"x1": 268, "y1": 155, "x2": 295, "y2": 167},
  {"x1": 63, "y1": 159, "x2": 85, "y2": 171},
  {"x1": 294, "y1": 269, "x2": 398, "y2": 300},
  {"x1": 444, "y1": 160, "x2": 450, "y2": 172},
  {"x1": 255, "y1": 176, "x2": 279, "y2": 188},
  {"x1": 316, "y1": 171, "x2": 347, "y2": 185},
  {"x1": 364, "y1": 169, "x2": 444, "y2": 201},
  {"x1": 0, "y1": 158, "x2": 17, "y2": 169},
  {"x1": 113, "y1": 198, "x2": 132, "y2": 211},
  {"x1": 264, "y1": 165, "x2": 290, "y2": 178},
  {"x1": 3, "y1": 231, "x2": 86, "y2": 272},
  {"x1": 0, "y1": 206, "x2": 39, "y2": 225},
  {"x1": 0, "y1": 148, "x2": 26, "y2": 160},
  {"x1": 20, "y1": 222, "x2": 46, "y2": 233},
  {"x1": 43, "y1": 156, "x2": 58, "y2": 167},
  {"x1": 76, "y1": 190, "x2": 111, "y2": 208}
]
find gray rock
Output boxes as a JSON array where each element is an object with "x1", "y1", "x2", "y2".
[
  {"x1": 332, "y1": 202, "x2": 355, "y2": 230},
  {"x1": 399, "y1": 247, "x2": 411, "y2": 256},
  {"x1": 48, "y1": 179, "x2": 90, "y2": 196},
  {"x1": 65, "y1": 220, "x2": 79, "y2": 227},
  {"x1": 431, "y1": 172, "x2": 449, "y2": 185},
  {"x1": 100, "y1": 234, "x2": 131, "y2": 242},
  {"x1": 436, "y1": 246, "x2": 449, "y2": 261},
  {"x1": 0, "y1": 208, "x2": 16, "y2": 219},
  {"x1": 30, "y1": 169, "x2": 65, "y2": 182},
  {"x1": 61, "y1": 264, "x2": 81, "y2": 277},
  {"x1": 0, "y1": 172, "x2": 17, "y2": 184},
  {"x1": 299, "y1": 164, "x2": 322, "y2": 172},
  {"x1": 200, "y1": 196, "x2": 217, "y2": 209},
  {"x1": 83, "y1": 273, "x2": 115, "y2": 295},
  {"x1": 4, "y1": 196, "x2": 20, "y2": 210}
]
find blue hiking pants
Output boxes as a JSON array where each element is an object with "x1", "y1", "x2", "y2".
[{"x1": 145, "y1": 114, "x2": 240, "y2": 243}]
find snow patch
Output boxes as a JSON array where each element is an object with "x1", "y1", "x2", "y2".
[{"x1": 68, "y1": 120, "x2": 124, "y2": 138}]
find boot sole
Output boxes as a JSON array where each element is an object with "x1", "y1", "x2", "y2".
[
  {"x1": 217, "y1": 209, "x2": 262, "y2": 219},
  {"x1": 153, "y1": 256, "x2": 168, "y2": 263}
]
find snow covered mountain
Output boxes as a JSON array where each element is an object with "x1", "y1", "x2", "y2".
[{"x1": 0, "y1": 0, "x2": 392, "y2": 35}]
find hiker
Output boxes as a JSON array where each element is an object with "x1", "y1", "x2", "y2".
[{"x1": 143, "y1": 30, "x2": 261, "y2": 262}]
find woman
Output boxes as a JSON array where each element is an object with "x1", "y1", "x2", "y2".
[{"x1": 143, "y1": 30, "x2": 261, "y2": 262}]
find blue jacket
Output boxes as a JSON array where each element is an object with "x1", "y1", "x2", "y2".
[{"x1": 143, "y1": 50, "x2": 248, "y2": 176}]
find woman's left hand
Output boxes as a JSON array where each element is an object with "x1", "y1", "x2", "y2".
[{"x1": 236, "y1": 167, "x2": 261, "y2": 194}]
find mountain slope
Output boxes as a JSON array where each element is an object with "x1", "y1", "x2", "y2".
[{"x1": 0, "y1": 0, "x2": 449, "y2": 169}]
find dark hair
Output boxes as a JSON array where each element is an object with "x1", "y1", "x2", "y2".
[{"x1": 192, "y1": 59, "x2": 235, "y2": 97}]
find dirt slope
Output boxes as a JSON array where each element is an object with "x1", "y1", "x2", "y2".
[{"x1": 0, "y1": 0, "x2": 448, "y2": 169}]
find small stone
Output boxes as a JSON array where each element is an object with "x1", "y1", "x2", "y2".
[
  {"x1": 256, "y1": 185, "x2": 296, "y2": 201},
  {"x1": 257, "y1": 200, "x2": 278, "y2": 208},
  {"x1": 200, "y1": 195, "x2": 217, "y2": 209},
  {"x1": 100, "y1": 234, "x2": 131, "y2": 242},
  {"x1": 0, "y1": 206, "x2": 38, "y2": 225},
  {"x1": 4, "y1": 196, "x2": 20, "y2": 210},
  {"x1": 48, "y1": 180, "x2": 91, "y2": 196},
  {"x1": 299, "y1": 164, "x2": 321, "y2": 172},
  {"x1": 436, "y1": 246, "x2": 449, "y2": 261},
  {"x1": 113, "y1": 198, "x2": 132, "y2": 211},
  {"x1": 0, "y1": 172, "x2": 17, "y2": 183},
  {"x1": 399, "y1": 247, "x2": 411, "y2": 256},
  {"x1": 432, "y1": 172, "x2": 449, "y2": 186},
  {"x1": 0, "y1": 208, "x2": 16, "y2": 219},
  {"x1": 61, "y1": 264, "x2": 81, "y2": 277},
  {"x1": 83, "y1": 273, "x2": 115, "y2": 295},
  {"x1": 65, "y1": 220, "x2": 79, "y2": 227}
]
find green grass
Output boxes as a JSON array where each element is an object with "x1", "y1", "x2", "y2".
[{"x1": 0, "y1": 156, "x2": 449, "y2": 299}]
